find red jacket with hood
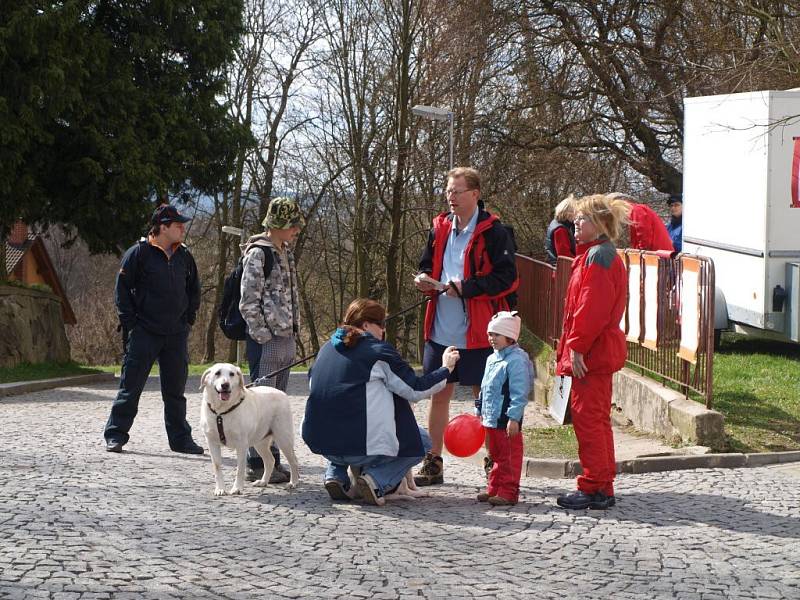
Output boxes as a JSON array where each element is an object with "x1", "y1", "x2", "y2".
[
  {"x1": 419, "y1": 209, "x2": 518, "y2": 349},
  {"x1": 628, "y1": 203, "x2": 674, "y2": 252},
  {"x1": 556, "y1": 237, "x2": 627, "y2": 376}
]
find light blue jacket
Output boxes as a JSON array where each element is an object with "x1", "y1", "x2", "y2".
[{"x1": 475, "y1": 344, "x2": 534, "y2": 429}]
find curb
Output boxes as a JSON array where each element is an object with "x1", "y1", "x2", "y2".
[
  {"x1": 0, "y1": 372, "x2": 117, "y2": 399},
  {"x1": 522, "y1": 451, "x2": 800, "y2": 479}
]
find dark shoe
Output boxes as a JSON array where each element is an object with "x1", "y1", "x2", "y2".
[
  {"x1": 556, "y1": 490, "x2": 593, "y2": 510},
  {"x1": 355, "y1": 473, "x2": 385, "y2": 506},
  {"x1": 589, "y1": 492, "x2": 616, "y2": 510},
  {"x1": 476, "y1": 492, "x2": 491, "y2": 502},
  {"x1": 483, "y1": 455, "x2": 493, "y2": 479},
  {"x1": 488, "y1": 495, "x2": 517, "y2": 506},
  {"x1": 105, "y1": 440, "x2": 124, "y2": 453},
  {"x1": 268, "y1": 464, "x2": 291, "y2": 484},
  {"x1": 246, "y1": 465, "x2": 265, "y2": 482},
  {"x1": 170, "y1": 441, "x2": 204, "y2": 455},
  {"x1": 413, "y1": 452, "x2": 444, "y2": 486},
  {"x1": 324, "y1": 479, "x2": 352, "y2": 501}
]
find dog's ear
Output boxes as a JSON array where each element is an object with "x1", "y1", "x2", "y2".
[
  {"x1": 235, "y1": 366, "x2": 244, "y2": 386},
  {"x1": 200, "y1": 366, "x2": 214, "y2": 390}
]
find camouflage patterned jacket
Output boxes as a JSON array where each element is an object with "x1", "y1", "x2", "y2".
[{"x1": 239, "y1": 234, "x2": 299, "y2": 344}]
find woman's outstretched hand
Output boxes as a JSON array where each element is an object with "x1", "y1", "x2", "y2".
[{"x1": 442, "y1": 346, "x2": 460, "y2": 371}]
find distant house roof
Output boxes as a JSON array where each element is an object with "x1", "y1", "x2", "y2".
[
  {"x1": 5, "y1": 232, "x2": 36, "y2": 275},
  {"x1": 4, "y1": 228, "x2": 77, "y2": 325}
]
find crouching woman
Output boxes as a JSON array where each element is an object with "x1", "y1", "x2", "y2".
[
  {"x1": 302, "y1": 298, "x2": 459, "y2": 506},
  {"x1": 555, "y1": 194, "x2": 629, "y2": 511}
]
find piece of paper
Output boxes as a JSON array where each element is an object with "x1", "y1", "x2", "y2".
[
  {"x1": 642, "y1": 254, "x2": 660, "y2": 350},
  {"x1": 679, "y1": 258, "x2": 701, "y2": 364},
  {"x1": 415, "y1": 273, "x2": 446, "y2": 291},
  {"x1": 549, "y1": 375, "x2": 572, "y2": 425}
]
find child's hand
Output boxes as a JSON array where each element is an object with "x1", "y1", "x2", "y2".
[
  {"x1": 507, "y1": 420, "x2": 520, "y2": 437},
  {"x1": 442, "y1": 346, "x2": 460, "y2": 371}
]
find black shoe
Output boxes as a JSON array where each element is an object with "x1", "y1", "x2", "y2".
[
  {"x1": 170, "y1": 441, "x2": 204, "y2": 455},
  {"x1": 589, "y1": 492, "x2": 616, "y2": 510},
  {"x1": 268, "y1": 464, "x2": 291, "y2": 484},
  {"x1": 556, "y1": 490, "x2": 592, "y2": 510},
  {"x1": 105, "y1": 440, "x2": 124, "y2": 453},
  {"x1": 246, "y1": 465, "x2": 265, "y2": 482}
]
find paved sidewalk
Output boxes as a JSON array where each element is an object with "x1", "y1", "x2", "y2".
[{"x1": 1, "y1": 376, "x2": 798, "y2": 599}]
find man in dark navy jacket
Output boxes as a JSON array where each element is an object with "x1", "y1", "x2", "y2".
[{"x1": 104, "y1": 205, "x2": 203, "y2": 454}]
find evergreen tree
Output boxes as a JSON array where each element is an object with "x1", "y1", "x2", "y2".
[{"x1": 0, "y1": 0, "x2": 246, "y2": 267}]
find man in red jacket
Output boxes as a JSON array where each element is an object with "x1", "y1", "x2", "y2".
[
  {"x1": 607, "y1": 192, "x2": 673, "y2": 251},
  {"x1": 413, "y1": 167, "x2": 518, "y2": 486}
]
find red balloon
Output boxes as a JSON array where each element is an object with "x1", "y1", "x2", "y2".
[{"x1": 443, "y1": 414, "x2": 485, "y2": 457}]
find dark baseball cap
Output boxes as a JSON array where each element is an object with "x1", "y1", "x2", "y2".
[
  {"x1": 151, "y1": 204, "x2": 191, "y2": 225},
  {"x1": 667, "y1": 194, "x2": 682, "y2": 205}
]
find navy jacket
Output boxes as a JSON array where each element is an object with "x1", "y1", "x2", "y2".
[
  {"x1": 115, "y1": 239, "x2": 201, "y2": 335},
  {"x1": 302, "y1": 329, "x2": 449, "y2": 457}
]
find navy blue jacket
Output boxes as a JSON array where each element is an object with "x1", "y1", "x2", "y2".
[
  {"x1": 302, "y1": 329, "x2": 449, "y2": 457},
  {"x1": 115, "y1": 239, "x2": 201, "y2": 335}
]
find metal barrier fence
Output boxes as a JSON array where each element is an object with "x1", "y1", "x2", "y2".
[{"x1": 516, "y1": 251, "x2": 716, "y2": 407}]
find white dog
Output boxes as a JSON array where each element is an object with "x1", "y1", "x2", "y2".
[{"x1": 199, "y1": 363, "x2": 300, "y2": 496}]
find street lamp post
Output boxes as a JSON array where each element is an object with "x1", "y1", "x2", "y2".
[
  {"x1": 411, "y1": 104, "x2": 454, "y2": 170},
  {"x1": 221, "y1": 224, "x2": 245, "y2": 366}
]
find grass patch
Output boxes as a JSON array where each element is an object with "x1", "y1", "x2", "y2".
[
  {"x1": 713, "y1": 334, "x2": 800, "y2": 453},
  {"x1": 521, "y1": 426, "x2": 578, "y2": 459},
  {"x1": 0, "y1": 362, "x2": 103, "y2": 384}
]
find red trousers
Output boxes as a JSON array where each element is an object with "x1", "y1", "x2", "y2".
[
  {"x1": 486, "y1": 427, "x2": 523, "y2": 502},
  {"x1": 571, "y1": 373, "x2": 616, "y2": 496}
]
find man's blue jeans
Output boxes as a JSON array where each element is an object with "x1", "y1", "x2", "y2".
[{"x1": 323, "y1": 428, "x2": 432, "y2": 495}]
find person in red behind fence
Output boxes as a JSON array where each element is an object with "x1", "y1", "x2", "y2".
[
  {"x1": 555, "y1": 194, "x2": 630, "y2": 510},
  {"x1": 607, "y1": 192, "x2": 673, "y2": 252},
  {"x1": 474, "y1": 311, "x2": 534, "y2": 506}
]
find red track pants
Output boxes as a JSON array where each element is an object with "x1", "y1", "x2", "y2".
[
  {"x1": 571, "y1": 372, "x2": 616, "y2": 496},
  {"x1": 486, "y1": 427, "x2": 524, "y2": 503}
]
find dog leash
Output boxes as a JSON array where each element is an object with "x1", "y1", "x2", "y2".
[
  {"x1": 246, "y1": 287, "x2": 447, "y2": 386},
  {"x1": 206, "y1": 399, "x2": 246, "y2": 444}
]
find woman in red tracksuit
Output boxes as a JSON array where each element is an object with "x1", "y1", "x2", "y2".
[{"x1": 555, "y1": 194, "x2": 630, "y2": 510}]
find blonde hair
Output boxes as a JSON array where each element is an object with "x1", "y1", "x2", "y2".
[
  {"x1": 447, "y1": 166, "x2": 481, "y2": 191},
  {"x1": 554, "y1": 194, "x2": 576, "y2": 221},
  {"x1": 575, "y1": 194, "x2": 631, "y2": 242}
]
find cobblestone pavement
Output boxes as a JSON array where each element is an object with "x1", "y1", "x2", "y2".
[{"x1": 1, "y1": 375, "x2": 798, "y2": 600}]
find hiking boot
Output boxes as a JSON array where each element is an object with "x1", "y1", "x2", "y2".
[
  {"x1": 476, "y1": 492, "x2": 491, "y2": 502},
  {"x1": 488, "y1": 495, "x2": 517, "y2": 506},
  {"x1": 588, "y1": 492, "x2": 616, "y2": 510},
  {"x1": 483, "y1": 455, "x2": 494, "y2": 479},
  {"x1": 268, "y1": 464, "x2": 291, "y2": 484},
  {"x1": 413, "y1": 453, "x2": 444, "y2": 486},
  {"x1": 246, "y1": 465, "x2": 264, "y2": 482},
  {"x1": 355, "y1": 473, "x2": 385, "y2": 506},
  {"x1": 324, "y1": 479, "x2": 352, "y2": 501}
]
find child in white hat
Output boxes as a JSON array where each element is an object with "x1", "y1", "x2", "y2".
[{"x1": 474, "y1": 311, "x2": 535, "y2": 505}]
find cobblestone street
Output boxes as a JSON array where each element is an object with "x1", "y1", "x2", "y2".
[{"x1": 1, "y1": 375, "x2": 798, "y2": 599}]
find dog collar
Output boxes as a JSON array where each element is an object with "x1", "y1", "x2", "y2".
[{"x1": 206, "y1": 398, "x2": 245, "y2": 445}]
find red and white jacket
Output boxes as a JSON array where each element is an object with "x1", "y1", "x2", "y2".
[
  {"x1": 419, "y1": 209, "x2": 518, "y2": 349},
  {"x1": 556, "y1": 237, "x2": 627, "y2": 376}
]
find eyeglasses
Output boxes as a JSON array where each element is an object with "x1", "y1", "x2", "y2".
[{"x1": 444, "y1": 188, "x2": 474, "y2": 197}]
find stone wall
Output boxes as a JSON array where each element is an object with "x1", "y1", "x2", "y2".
[{"x1": 0, "y1": 285, "x2": 71, "y2": 367}]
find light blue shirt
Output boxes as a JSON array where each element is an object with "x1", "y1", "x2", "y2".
[{"x1": 431, "y1": 208, "x2": 479, "y2": 348}]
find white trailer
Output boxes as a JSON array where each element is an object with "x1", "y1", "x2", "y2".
[{"x1": 682, "y1": 90, "x2": 800, "y2": 343}]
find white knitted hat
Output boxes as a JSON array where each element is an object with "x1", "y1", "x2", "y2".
[{"x1": 487, "y1": 311, "x2": 521, "y2": 341}]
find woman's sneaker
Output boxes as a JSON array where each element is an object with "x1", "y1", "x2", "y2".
[
  {"x1": 324, "y1": 479, "x2": 353, "y2": 501},
  {"x1": 413, "y1": 452, "x2": 444, "y2": 486},
  {"x1": 355, "y1": 473, "x2": 385, "y2": 506}
]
